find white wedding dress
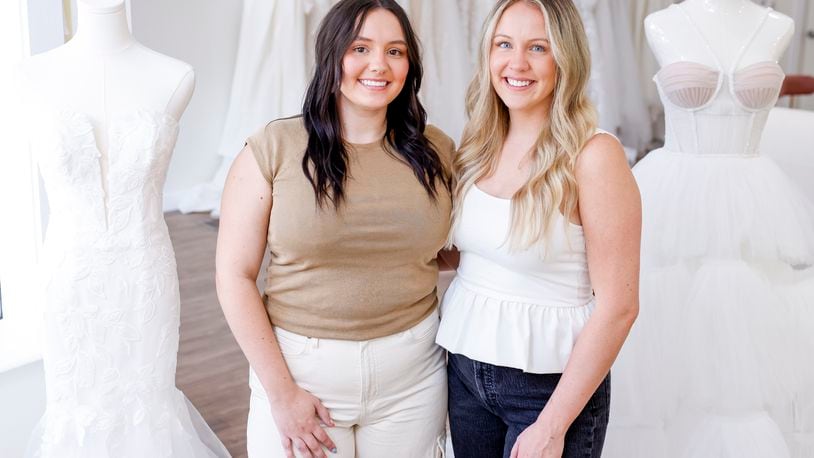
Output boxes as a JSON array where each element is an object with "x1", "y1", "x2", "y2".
[
  {"x1": 606, "y1": 6, "x2": 814, "y2": 458},
  {"x1": 27, "y1": 109, "x2": 230, "y2": 458},
  {"x1": 178, "y1": 0, "x2": 334, "y2": 215}
]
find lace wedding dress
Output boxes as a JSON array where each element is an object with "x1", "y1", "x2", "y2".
[{"x1": 27, "y1": 110, "x2": 230, "y2": 458}]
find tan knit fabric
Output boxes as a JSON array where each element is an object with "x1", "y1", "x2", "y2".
[{"x1": 246, "y1": 116, "x2": 454, "y2": 340}]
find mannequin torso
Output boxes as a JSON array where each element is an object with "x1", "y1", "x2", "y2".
[
  {"x1": 643, "y1": 0, "x2": 794, "y2": 156},
  {"x1": 20, "y1": 0, "x2": 194, "y2": 155},
  {"x1": 645, "y1": 0, "x2": 793, "y2": 70},
  {"x1": 20, "y1": 0, "x2": 194, "y2": 209}
]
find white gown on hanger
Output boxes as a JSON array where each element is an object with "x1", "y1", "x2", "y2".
[
  {"x1": 406, "y1": 0, "x2": 472, "y2": 143},
  {"x1": 591, "y1": 0, "x2": 652, "y2": 154},
  {"x1": 177, "y1": 0, "x2": 317, "y2": 215},
  {"x1": 606, "y1": 5, "x2": 814, "y2": 458},
  {"x1": 27, "y1": 109, "x2": 230, "y2": 458}
]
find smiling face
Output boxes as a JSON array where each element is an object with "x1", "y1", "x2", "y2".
[
  {"x1": 339, "y1": 8, "x2": 410, "y2": 115},
  {"x1": 489, "y1": 1, "x2": 557, "y2": 118}
]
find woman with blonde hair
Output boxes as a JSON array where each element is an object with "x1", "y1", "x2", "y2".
[{"x1": 435, "y1": 0, "x2": 641, "y2": 456}]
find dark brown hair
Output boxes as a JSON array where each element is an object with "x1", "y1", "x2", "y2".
[{"x1": 301, "y1": 0, "x2": 449, "y2": 209}]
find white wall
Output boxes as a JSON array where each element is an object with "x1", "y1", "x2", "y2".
[
  {"x1": 27, "y1": 0, "x2": 64, "y2": 54},
  {"x1": 2, "y1": 0, "x2": 46, "y2": 374},
  {"x1": 796, "y1": 0, "x2": 814, "y2": 110},
  {"x1": 131, "y1": 1, "x2": 243, "y2": 210},
  {"x1": 0, "y1": 1, "x2": 52, "y2": 451},
  {"x1": 0, "y1": 362, "x2": 46, "y2": 457},
  {"x1": 770, "y1": 0, "x2": 814, "y2": 110}
]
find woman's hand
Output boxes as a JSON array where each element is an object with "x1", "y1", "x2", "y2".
[
  {"x1": 269, "y1": 383, "x2": 337, "y2": 458},
  {"x1": 217, "y1": 149, "x2": 337, "y2": 458},
  {"x1": 509, "y1": 417, "x2": 565, "y2": 458}
]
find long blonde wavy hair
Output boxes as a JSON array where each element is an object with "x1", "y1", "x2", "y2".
[{"x1": 449, "y1": 0, "x2": 597, "y2": 250}]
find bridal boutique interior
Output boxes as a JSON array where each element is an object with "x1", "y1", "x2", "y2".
[{"x1": 1, "y1": 0, "x2": 813, "y2": 457}]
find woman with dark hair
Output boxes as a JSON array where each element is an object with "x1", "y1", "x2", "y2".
[{"x1": 215, "y1": 1, "x2": 453, "y2": 457}]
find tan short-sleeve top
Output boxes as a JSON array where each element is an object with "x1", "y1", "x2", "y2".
[{"x1": 246, "y1": 115, "x2": 454, "y2": 340}]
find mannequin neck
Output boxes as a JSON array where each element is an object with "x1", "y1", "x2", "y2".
[
  {"x1": 683, "y1": 0, "x2": 754, "y2": 15},
  {"x1": 71, "y1": 0, "x2": 134, "y2": 55}
]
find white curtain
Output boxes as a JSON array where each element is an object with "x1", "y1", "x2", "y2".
[
  {"x1": 579, "y1": 0, "x2": 653, "y2": 159},
  {"x1": 180, "y1": 0, "x2": 661, "y2": 215},
  {"x1": 179, "y1": 0, "x2": 491, "y2": 215},
  {"x1": 176, "y1": 0, "x2": 330, "y2": 214},
  {"x1": 405, "y1": 0, "x2": 495, "y2": 144}
]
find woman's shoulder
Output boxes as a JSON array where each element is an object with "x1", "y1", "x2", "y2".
[
  {"x1": 424, "y1": 124, "x2": 456, "y2": 160},
  {"x1": 424, "y1": 124, "x2": 455, "y2": 145},
  {"x1": 245, "y1": 115, "x2": 308, "y2": 183},
  {"x1": 247, "y1": 115, "x2": 308, "y2": 157},
  {"x1": 575, "y1": 129, "x2": 629, "y2": 180},
  {"x1": 257, "y1": 115, "x2": 308, "y2": 142}
]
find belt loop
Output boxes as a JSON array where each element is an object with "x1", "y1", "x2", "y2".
[{"x1": 312, "y1": 337, "x2": 320, "y2": 349}]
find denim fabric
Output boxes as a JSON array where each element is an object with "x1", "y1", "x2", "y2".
[{"x1": 447, "y1": 352, "x2": 610, "y2": 458}]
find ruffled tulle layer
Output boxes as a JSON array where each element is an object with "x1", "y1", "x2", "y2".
[
  {"x1": 437, "y1": 277, "x2": 594, "y2": 374},
  {"x1": 606, "y1": 150, "x2": 814, "y2": 458},
  {"x1": 633, "y1": 149, "x2": 814, "y2": 267},
  {"x1": 27, "y1": 388, "x2": 230, "y2": 458},
  {"x1": 611, "y1": 264, "x2": 814, "y2": 400}
]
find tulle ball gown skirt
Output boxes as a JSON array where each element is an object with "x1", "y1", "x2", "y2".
[{"x1": 605, "y1": 148, "x2": 814, "y2": 458}]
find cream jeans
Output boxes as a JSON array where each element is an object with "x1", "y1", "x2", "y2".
[{"x1": 247, "y1": 311, "x2": 447, "y2": 457}]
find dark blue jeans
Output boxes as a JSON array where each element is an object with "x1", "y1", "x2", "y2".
[{"x1": 447, "y1": 352, "x2": 610, "y2": 458}]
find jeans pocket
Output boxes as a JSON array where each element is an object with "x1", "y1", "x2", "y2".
[
  {"x1": 273, "y1": 327, "x2": 310, "y2": 357},
  {"x1": 407, "y1": 312, "x2": 441, "y2": 343},
  {"x1": 435, "y1": 432, "x2": 447, "y2": 458}
]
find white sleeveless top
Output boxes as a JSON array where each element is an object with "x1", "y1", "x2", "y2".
[{"x1": 436, "y1": 132, "x2": 613, "y2": 374}]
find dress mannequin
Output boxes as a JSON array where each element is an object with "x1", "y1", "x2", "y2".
[
  {"x1": 645, "y1": 0, "x2": 793, "y2": 70},
  {"x1": 20, "y1": 1, "x2": 228, "y2": 456},
  {"x1": 605, "y1": 1, "x2": 814, "y2": 457},
  {"x1": 21, "y1": 0, "x2": 194, "y2": 138}
]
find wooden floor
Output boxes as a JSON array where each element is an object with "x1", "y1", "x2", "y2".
[
  {"x1": 166, "y1": 211, "x2": 456, "y2": 457},
  {"x1": 167, "y1": 212, "x2": 249, "y2": 457}
]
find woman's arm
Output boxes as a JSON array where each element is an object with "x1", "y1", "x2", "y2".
[
  {"x1": 511, "y1": 134, "x2": 641, "y2": 457},
  {"x1": 216, "y1": 147, "x2": 336, "y2": 458},
  {"x1": 437, "y1": 247, "x2": 460, "y2": 271}
]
